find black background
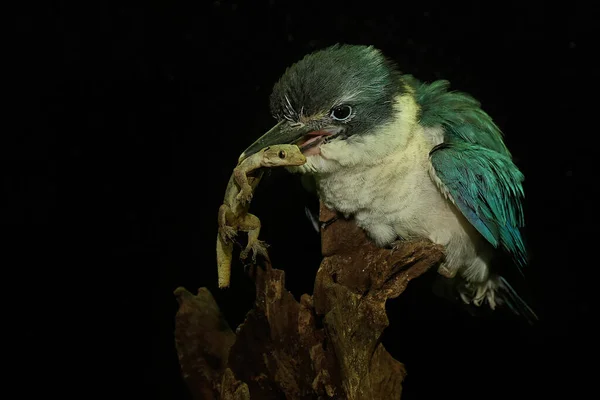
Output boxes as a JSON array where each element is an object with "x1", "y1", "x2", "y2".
[{"x1": 10, "y1": 1, "x2": 594, "y2": 399}]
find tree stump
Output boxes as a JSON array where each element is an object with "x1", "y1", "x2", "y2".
[{"x1": 174, "y1": 203, "x2": 445, "y2": 399}]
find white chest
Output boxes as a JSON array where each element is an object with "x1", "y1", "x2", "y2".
[{"x1": 313, "y1": 131, "x2": 475, "y2": 252}]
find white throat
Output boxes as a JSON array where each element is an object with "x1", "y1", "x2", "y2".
[{"x1": 288, "y1": 93, "x2": 421, "y2": 175}]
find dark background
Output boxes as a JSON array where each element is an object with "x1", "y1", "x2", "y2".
[{"x1": 10, "y1": 0, "x2": 594, "y2": 399}]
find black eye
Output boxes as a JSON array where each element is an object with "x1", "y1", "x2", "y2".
[
  {"x1": 278, "y1": 150, "x2": 286, "y2": 158},
  {"x1": 331, "y1": 105, "x2": 352, "y2": 121}
]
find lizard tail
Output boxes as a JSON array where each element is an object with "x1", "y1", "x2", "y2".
[{"x1": 216, "y1": 234, "x2": 233, "y2": 288}]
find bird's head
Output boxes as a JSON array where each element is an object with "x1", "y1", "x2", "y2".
[{"x1": 239, "y1": 44, "x2": 420, "y2": 173}]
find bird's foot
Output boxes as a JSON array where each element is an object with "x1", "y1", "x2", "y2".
[
  {"x1": 387, "y1": 236, "x2": 407, "y2": 254},
  {"x1": 437, "y1": 261, "x2": 457, "y2": 278},
  {"x1": 240, "y1": 239, "x2": 269, "y2": 262},
  {"x1": 459, "y1": 279, "x2": 500, "y2": 309}
]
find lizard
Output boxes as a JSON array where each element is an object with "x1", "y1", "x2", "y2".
[{"x1": 216, "y1": 144, "x2": 307, "y2": 288}]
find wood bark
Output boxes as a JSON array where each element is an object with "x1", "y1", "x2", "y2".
[{"x1": 174, "y1": 203, "x2": 444, "y2": 399}]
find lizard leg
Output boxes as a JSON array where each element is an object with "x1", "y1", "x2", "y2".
[
  {"x1": 216, "y1": 233, "x2": 234, "y2": 288},
  {"x1": 238, "y1": 213, "x2": 269, "y2": 262},
  {"x1": 233, "y1": 168, "x2": 255, "y2": 205},
  {"x1": 233, "y1": 168, "x2": 263, "y2": 205},
  {"x1": 218, "y1": 204, "x2": 237, "y2": 242}
]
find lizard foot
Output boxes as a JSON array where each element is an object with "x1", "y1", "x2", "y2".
[
  {"x1": 235, "y1": 185, "x2": 254, "y2": 205},
  {"x1": 219, "y1": 225, "x2": 238, "y2": 242},
  {"x1": 240, "y1": 239, "x2": 269, "y2": 263}
]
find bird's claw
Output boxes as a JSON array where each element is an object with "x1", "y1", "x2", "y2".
[
  {"x1": 320, "y1": 215, "x2": 339, "y2": 230},
  {"x1": 389, "y1": 237, "x2": 406, "y2": 253},
  {"x1": 460, "y1": 280, "x2": 499, "y2": 309}
]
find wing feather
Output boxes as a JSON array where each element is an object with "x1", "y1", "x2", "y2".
[
  {"x1": 408, "y1": 76, "x2": 527, "y2": 267},
  {"x1": 429, "y1": 142, "x2": 527, "y2": 267}
]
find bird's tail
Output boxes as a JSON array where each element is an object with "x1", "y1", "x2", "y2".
[
  {"x1": 433, "y1": 274, "x2": 539, "y2": 324},
  {"x1": 496, "y1": 276, "x2": 539, "y2": 324}
]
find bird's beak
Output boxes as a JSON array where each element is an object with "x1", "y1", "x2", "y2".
[{"x1": 238, "y1": 121, "x2": 315, "y2": 163}]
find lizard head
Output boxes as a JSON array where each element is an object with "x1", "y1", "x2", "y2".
[{"x1": 260, "y1": 144, "x2": 307, "y2": 167}]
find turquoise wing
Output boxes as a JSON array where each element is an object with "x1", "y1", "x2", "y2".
[
  {"x1": 429, "y1": 142, "x2": 527, "y2": 267},
  {"x1": 405, "y1": 75, "x2": 511, "y2": 156},
  {"x1": 405, "y1": 75, "x2": 527, "y2": 266}
]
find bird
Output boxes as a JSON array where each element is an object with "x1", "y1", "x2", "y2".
[{"x1": 238, "y1": 44, "x2": 537, "y2": 321}]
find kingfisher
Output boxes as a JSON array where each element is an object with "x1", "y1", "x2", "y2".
[{"x1": 239, "y1": 44, "x2": 536, "y2": 321}]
